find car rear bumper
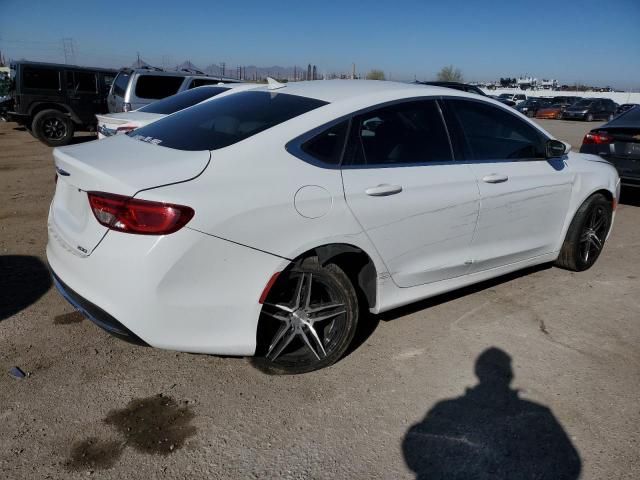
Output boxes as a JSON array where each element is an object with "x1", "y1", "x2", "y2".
[
  {"x1": 51, "y1": 271, "x2": 148, "y2": 345},
  {"x1": 47, "y1": 214, "x2": 286, "y2": 356},
  {"x1": 602, "y1": 156, "x2": 640, "y2": 187}
]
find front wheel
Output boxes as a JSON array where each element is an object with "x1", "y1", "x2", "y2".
[
  {"x1": 555, "y1": 193, "x2": 612, "y2": 271},
  {"x1": 254, "y1": 257, "x2": 359, "y2": 374},
  {"x1": 586, "y1": 113, "x2": 594, "y2": 122}
]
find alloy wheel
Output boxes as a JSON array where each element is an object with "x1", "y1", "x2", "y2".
[
  {"x1": 42, "y1": 117, "x2": 67, "y2": 140},
  {"x1": 579, "y1": 205, "x2": 608, "y2": 264},
  {"x1": 261, "y1": 270, "x2": 348, "y2": 365}
]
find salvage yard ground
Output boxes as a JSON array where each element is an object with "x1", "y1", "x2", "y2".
[{"x1": 0, "y1": 119, "x2": 639, "y2": 479}]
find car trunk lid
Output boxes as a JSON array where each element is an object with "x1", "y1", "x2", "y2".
[{"x1": 50, "y1": 135, "x2": 210, "y2": 255}]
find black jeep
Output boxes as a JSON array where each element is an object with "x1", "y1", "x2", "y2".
[{"x1": 7, "y1": 61, "x2": 116, "y2": 146}]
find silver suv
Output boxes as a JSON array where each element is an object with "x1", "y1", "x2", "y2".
[{"x1": 107, "y1": 67, "x2": 239, "y2": 113}]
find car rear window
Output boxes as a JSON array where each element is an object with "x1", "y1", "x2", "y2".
[
  {"x1": 134, "y1": 75, "x2": 184, "y2": 100},
  {"x1": 138, "y1": 87, "x2": 229, "y2": 114},
  {"x1": 112, "y1": 71, "x2": 130, "y2": 97},
  {"x1": 610, "y1": 105, "x2": 640, "y2": 125},
  {"x1": 129, "y1": 91, "x2": 327, "y2": 151}
]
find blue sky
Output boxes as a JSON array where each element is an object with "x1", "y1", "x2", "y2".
[{"x1": 1, "y1": 0, "x2": 639, "y2": 89}]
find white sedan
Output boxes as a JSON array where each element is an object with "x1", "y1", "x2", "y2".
[
  {"x1": 95, "y1": 83, "x2": 260, "y2": 138},
  {"x1": 48, "y1": 80, "x2": 619, "y2": 374}
]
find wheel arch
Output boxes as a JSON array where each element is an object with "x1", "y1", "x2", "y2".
[
  {"x1": 29, "y1": 103, "x2": 81, "y2": 124},
  {"x1": 284, "y1": 243, "x2": 380, "y2": 311}
]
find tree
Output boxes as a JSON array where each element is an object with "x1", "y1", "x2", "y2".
[
  {"x1": 437, "y1": 65, "x2": 464, "y2": 82},
  {"x1": 366, "y1": 69, "x2": 386, "y2": 81}
]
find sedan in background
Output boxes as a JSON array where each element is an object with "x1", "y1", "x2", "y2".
[
  {"x1": 536, "y1": 103, "x2": 566, "y2": 119},
  {"x1": 580, "y1": 105, "x2": 640, "y2": 188},
  {"x1": 48, "y1": 80, "x2": 619, "y2": 374},
  {"x1": 515, "y1": 98, "x2": 551, "y2": 117},
  {"x1": 96, "y1": 83, "x2": 259, "y2": 138},
  {"x1": 563, "y1": 98, "x2": 618, "y2": 121}
]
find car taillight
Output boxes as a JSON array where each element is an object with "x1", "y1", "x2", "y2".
[
  {"x1": 582, "y1": 132, "x2": 613, "y2": 145},
  {"x1": 87, "y1": 192, "x2": 194, "y2": 235},
  {"x1": 123, "y1": 102, "x2": 132, "y2": 112},
  {"x1": 116, "y1": 125, "x2": 136, "y2": 134}
]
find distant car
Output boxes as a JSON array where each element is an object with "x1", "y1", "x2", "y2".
[
  {"x1": 563, "y1": 98, "x2": 617, "y2": 121},
  {"x1": 6, "y1": 60, "x2": 116, "y2": 146},
  {"x1": 580, "y1": 105, "x2": 640, "y2": 188},
  {"x1": 417, "y1": 81, "x2": 487, "y2": 96},
  {"x1": 536, "y1": 104, "x2": 566, "y2": 120},
  {"x1": 615, "y1": 103, "x2": 639, "y2": 116},
  {"x1": 96, "y1": 84, "x2": 260, "y2": 139},
  {"x1": 498, "y1": 93, "x2": 527, "y2": 105},
  {"x1": 107, "y1": 67, "x2": 240, "y2": 113},
  {"x1": 515, "y1": 98, "x2": 551, "y2": 117}
]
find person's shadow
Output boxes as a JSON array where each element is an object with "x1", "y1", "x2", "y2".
[{"x1": 402, "y1": 348, "x2": 581, "y2": 480}]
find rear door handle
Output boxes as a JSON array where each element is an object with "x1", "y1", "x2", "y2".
[
  {"x1": 482, "y1": 174, "x2": 509, "y2": 184},
  {"x1": 365, "y1": 184, "x2": 403, "y2": 196}
]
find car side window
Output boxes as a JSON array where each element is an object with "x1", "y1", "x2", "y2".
[
  {"x1": 301, "y1": 120, "x2": 349, "y2": 165},
  {"x1": 343, "y1": 100, "x2": 452, "y2": 166},
  {"x1": 446, "y1": 99, "x2": 546, "y2": 160},
  {"x1": 67, "y1": 71, "x2": 97, "y2": 93},
  {"x1": 135, "y1": 75, "x2": 185, "y2": 100}
]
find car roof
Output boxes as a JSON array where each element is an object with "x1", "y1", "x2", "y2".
[
  {"x1": 247, "y1": 80, "x2": 453, "y2": 103},
  {"x1": 12, "y1": 60, "x2": 117, "y2": 73}
]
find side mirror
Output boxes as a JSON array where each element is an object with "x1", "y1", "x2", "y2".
[{"x1": 546, "y1": 139, "x2": 568, "y2": 158}]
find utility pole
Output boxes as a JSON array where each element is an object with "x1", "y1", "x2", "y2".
[
  {"x1": 63, "y1": 38, "x2": 76, "y2": 65},
  {"x1": 220, "y1": 62, "x2": 226, "y2": 77}
]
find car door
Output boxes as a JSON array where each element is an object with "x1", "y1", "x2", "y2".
[
  {"x1": 341, "y1": 99, "x2": 480, "y2": 288},
  {"x1": 65, "y1": 70, "x2": 100, "y2": 123},
  {"x1": 441, "y1": 98, "x2": 573, "y2": 272}
]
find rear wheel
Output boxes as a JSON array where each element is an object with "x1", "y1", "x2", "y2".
[
  {"x1": 555, "y1": 193, "x2": 612, "y2": 271},
  {"x1": 254, "y1": 257, "x2": 359, "y2": 374},
  {"x1": 33, "y1": 109, "x2": 75, "y2": 146},
  {"x1": 586, "y1": 113, "x2": 594, "y2": 122},
  {"x1": 608, "y1": 113, "x2": 614, "y2": 121}
]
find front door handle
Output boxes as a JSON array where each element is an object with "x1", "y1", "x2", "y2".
[
  {"x1": 482, "y1": 174, "x2": 509, "y2": 184},
  {"x1": 365, "y1": 184, "x2": 403, "y2": 196}
]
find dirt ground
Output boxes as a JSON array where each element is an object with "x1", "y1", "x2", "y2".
[{"x1": 1, "y1": 119, "x2": 639, "y2": 479}]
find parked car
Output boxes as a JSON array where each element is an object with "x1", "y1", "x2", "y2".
[
  {"x1": 417, "y1": 81, "x2": 487, "y2": 96},
  {"x1": 615, "y1": 103, "x2": 639, "y2": 116},
  {"x1": 515, "y1": 98, "x2": 551, "y2": 117},
  {"x1": 48, "y1": 80, "x2": 619, "y2": 374},
  {"x1": 498, "y1": 93, "x2": 527, "y2": 105},
  {"x1": 562, "y1": 98, "x2": 617, "y2": 121},
  {"x1": 6, "y1": 61, "x2": 116, "y2": 146},
  {"x1": 96, "y1": 83, "x2": 260, "y2": 139},
  {"x1": 107, "y1": 67, "x2": 240, "y2": 113},
  {"x1": 536, "y1": 103, "x2": 566, "y2": 120},
  {"x1": 580, "y1": 105, "x2": 640, "y2": 188}
]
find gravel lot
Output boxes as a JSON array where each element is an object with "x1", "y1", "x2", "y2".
[{"x1": 1, "y1": 119, "x2": 639, "y2": 479}]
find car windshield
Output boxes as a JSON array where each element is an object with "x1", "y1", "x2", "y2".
[
  {"x1": 573, "y1": 100, "x2": 593, "y2": 107},
  {"x1": 137, "y1": 87, "x2": 229, "y2": 114},
  {"x1": 129, "y1": 90, "x2": 328, "y2": 151}
]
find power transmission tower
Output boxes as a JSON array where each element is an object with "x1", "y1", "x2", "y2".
[
  {"x1": 220, "y1": 62, "x2": 226, "y2": 77},
  {"x1": 62, "y1": 38, "x2": 76, "y2": 65}
]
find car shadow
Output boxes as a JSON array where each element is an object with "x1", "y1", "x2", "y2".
[
  {"x1": 402, "y1": 347, "x2": 582, "y2": 479},
  {"x1": 0, "y1": 255, "x2": 52, "y2": 321},
  {"x1": 620, "y1": 188, "x2": 640, "y2": 207},
  {"x1": 379, "y1": 263, "x2": 552, "y2": 323}
]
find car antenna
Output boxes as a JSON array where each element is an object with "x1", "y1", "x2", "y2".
[{"x1": 266, "y1": 77, "x2": 286, "y2": 90}]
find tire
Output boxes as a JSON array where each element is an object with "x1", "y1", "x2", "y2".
[
  {"x1": 608, "y1": 114, "x2": 614, "y2": 122},
  {"x1": 557, "y1": 112, "x2": 563, "y2": 120},
  {"x1": 254, "y1": 256, "x2": 359, "y2": 374},
  {"x1": 32, "y1": 109, "x2": 75, "y2": 147},
  {"x1": 555, "y1": 193, "x2": 612, "y2": 272},
  {"x1": 527, "y1": 110, "x2": 535, "y2": 118},
  {"x1": 586, "y1": 113, "x2": 594, "y2": 122}
]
